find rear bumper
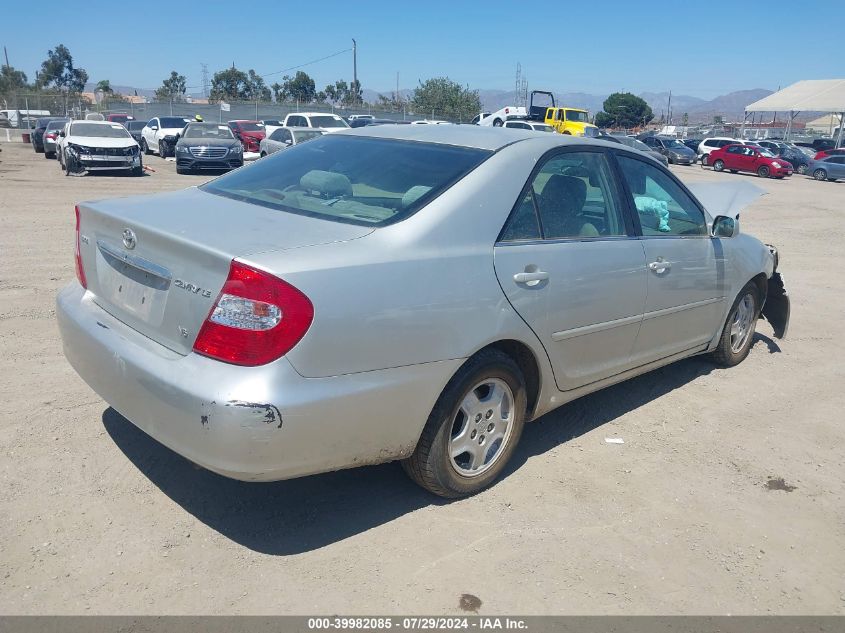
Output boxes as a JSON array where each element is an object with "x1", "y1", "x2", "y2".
[{"x1": 56, "y1": 283, "x2": 458, "y2": 481}]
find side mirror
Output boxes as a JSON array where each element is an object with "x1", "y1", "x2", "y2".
[
  {"x1": 175, "y1": 133, "x2": 180, "y2": 140},
  {"x1": 712, "y1": 215, "x2": 738, "y2": 238},
  {"x1": 284, "y1": 139, "x2": 292, "y2": 145},
  {"x1": 59, "y1": 130, "x2": 66, "y2": 137},
  {"x1": 151, "y1": 125, "x2": 158, "y2": 131}
]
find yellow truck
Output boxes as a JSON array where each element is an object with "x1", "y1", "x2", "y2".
[{"x1": 528, "y1": 91, "x2": 599, "y2": 137}]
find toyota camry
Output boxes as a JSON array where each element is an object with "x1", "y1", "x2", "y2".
[{"x1": 56, "y1": 126, "x2": 789, "y2": 498}]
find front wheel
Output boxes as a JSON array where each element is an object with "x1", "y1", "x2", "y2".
[
  {"x1": 140, "y1": 139, "x2": 150, "y2": 155},
  {"x1": 260, "y1": 151, "x2": 267, "y2": 158},
  {"x1": 159, "y1": 141, "x2": 168, "y2": 158},
  {"x1": 814, "y1": 168, "x2": 827, "y2": 181},
  {"x1": 757, "y1": 165, "x2": 770, "y2": 178},
  {"x1": 402, "y1": 349, "x2": 527, "y2": 498},
  {"x1": 709, "y1": 283, "x2": 759, "y2": 367},
  {"x1": 713, "y1": 159, "x2": 725, "y2": 172}
]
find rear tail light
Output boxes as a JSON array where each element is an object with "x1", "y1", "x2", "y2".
[
  {"x1": 46, "y1": 133, "x2": 57, "y2": 140},
  {"x1": 193, "y1": 261, "x2": 313, "y2": 366},
  {"x1": 74, "y1": 206, "x2": 87, "y2": 289}
]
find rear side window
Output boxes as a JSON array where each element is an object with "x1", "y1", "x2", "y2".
[
  {"x1": 704, "y1": 140, "x2": 718, "y2": 147},
  {"x1": 616, "y1": 155, "x2": 707, "y2": 237},
  {"x1": 201, "y1": 136, "x2": 491, "y2": 227},
  {"x1": 500, "y1": 151, "x2": 625, "y2": 241}
]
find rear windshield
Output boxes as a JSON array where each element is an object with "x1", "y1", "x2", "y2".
[
  {"x1": 45, "y1": 120, "x2": 68, "y2": 131},
  {"x1": 201, "y1": 136, "x2": 491, "y2": 226},
  {"x1": 126, "y1": 121, "x2": 146, "y2": 131},
  {"x1": 159, "y1": 117, "x2": 189, "y2": 128},
  {"x1": 69, "y1": 122, "x2": 132, "y2": 138},
  {"x1": 309, "y1": 115, "x2": 349, "y2": 129},
  {"x1": 292, "y1": 129, "x2": 324, "y2": 143}
]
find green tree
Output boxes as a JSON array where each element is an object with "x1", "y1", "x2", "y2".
[
  {"x1": 245, "y1": 69, "x2": 271, "y2": 101},
  {"x1": 0, "y1": 64, "x2": 29, "y2": 93},
  {"x1": 154, "y1": 71, "x2": 187, "y2": 102},
  {"x1": 377, "y1": 92, "x2": 407, "y2": 112},
  {"x1": 210, "y1": 66, "x2": 250, "y2": 101},
  {"x1": 96, "y1": 79, "x2": 113, "y2": 94},
  {"x1": 35, "y1": 44, "x2": 88, "y2": 93},
  {"x1": 410, "y1": 77, "x2": 480, "y2": 122},
  {"x1": 273, "y1": 71, "x2": 316, "y2": 103},
  {"x1": 594, "y1": 92, "x2": 654, "y2": 128}
]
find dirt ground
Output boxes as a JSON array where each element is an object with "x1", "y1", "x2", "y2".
[{"x1": 1, "y1": 141, "x2": 843, "y2": 615}]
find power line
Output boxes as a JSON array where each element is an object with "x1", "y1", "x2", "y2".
[{"x1": 259, "y1": 47, "x2": 352, "y2": 80}]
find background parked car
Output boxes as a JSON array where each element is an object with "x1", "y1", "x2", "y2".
[
  {"x1": 682, "y1": 138, "x2": 702, "y2": 154},
  {"x1": 598, "y1": 134, "x2": 669, "y2": 166},
  {"x1": 57, "y1": 120, "x2": 142, "y2": 176},
  {"x1": 175, "y1": 122, "x2": 244, "y2": 174},
  {"x1": 641, "y1": 136, "x2": 697, "y2": 165},
  {"x1": 503, "y1": 120, "x2": 555, "y2": 132},
  {"x1": 709, "y1": 144, "x2": 792, "y2": 178},
  {"x1": 30, "y1": 117, "x2": 55, "y2": 153},
  {"x1": 141, "y1": 116, "x2": 189, "y2": 157},
  {"x1": 42, "y1": 118, "x2": 70, "y2": 159},
  {"x1": 106, "y1": 114, "x2": 134, "y2": 125},
  {"x1": 124, "y1": 120, "x2": 146, "y2": 145},
  {"x1": 227, "y1": 120, "x2": 266, "y2": 153},
  {"x1": 282, "y1": 112, "x2": 350, "y2": 132},
  {"x1": 809, "y1": 156, "x2": 845, "y2": 181},
  {"x1": 698, "y1": 137, "x2": 744, "y2": 165},
  {"x1": 813, "y1": 147, "x2": 845, "y2": 160},
  {"x1": 260, "y1": 127, "x2": 325, "y2": 156}
]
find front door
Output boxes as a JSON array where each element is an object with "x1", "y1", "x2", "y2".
[
  {"x1": 614, "y1": 153, "x2": 725, "y2": 364},
  {"x1": 494, "y1": 149, "x2": 647, "y2": 391}
]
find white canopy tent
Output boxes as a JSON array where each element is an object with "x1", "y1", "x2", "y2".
[{"x1": 744, "y1": 80, "x2": 845, "y2": 145}]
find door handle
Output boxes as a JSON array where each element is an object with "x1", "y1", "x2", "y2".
[
  {"x1": 513, "y1": 271, "x2": 549, "y2": 283},
  {"x1": 648, "y1": 260, "x2": 671, "y2": 273}
]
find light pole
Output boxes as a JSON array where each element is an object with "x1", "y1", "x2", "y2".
[{"x1": 352, "y1": 38, "x2": 358, "y2": 107}]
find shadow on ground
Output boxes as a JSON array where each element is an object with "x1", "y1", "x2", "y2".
[{"x1": 104, "y1": 343, "x2": 773, "y2": 555}]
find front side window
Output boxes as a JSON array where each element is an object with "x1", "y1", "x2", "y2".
[
  {"x1": 269, "y1": 129, "x2": 285, "y2": 141},
  {"x1": 616, "y1": 155, "x2": 707, "y2": 237},
  {"x1": 201, "y1": 136, "x2": 491, "y2": 227},
  {"x1": 501, "y1": 151, "x2": 626, "y2": 241}
]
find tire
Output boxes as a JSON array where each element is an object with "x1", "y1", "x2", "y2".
[
  {"x1": 401, "y1": 349, "x2": 527, "y2": 498},
  {"x1": 700, "y1": 154, "x2": 709, "y2": 167},
  {"x1": 44, "y1": 151, "x2": 53, "y2": 159},
  {"x1": 757, "y1": 165, "x2": 770, "y2": 178},
  {"x1": 132, "y1": 159, "x2": 143, "y2": 176},
  {"x1": 176, "y1": 167, "x2": 189, "y2": 175},
  {"x1": 563, "y1": 131, "x2": 571, "y2": 135},
  {"x1": 492, "y1": 119, "x2": 503, "y2": 127},
  {"x1": 260, "y1": 151, "x2": 267, "y2": 158},
  {"x1": 159, "y1": 141, "x2": 168, "y2": 158},
  {"x1": 667, "y1": 155, "x2": 674, "y2": 165},
  {"x1": 709, "y1": 282, "x2": 759, "y2": 367},
  {"x1": 814, "y1": 168, "x2": 827, "y2": 181},
  {"x1": 713, "y1": 159, "x2": 725, "y2": 172},
  {"x1": 140, "y1": 139, "x2": 151, "y2": 155},
  {"x1": 797, "y1": 164, "x2": 808, "y2": 175},
  {"x1": 63, "y1": 152, "x2": 73, "y2": 176},
  {"x1": 730, "y1": 169, "x2": 738, "y2": 173}
]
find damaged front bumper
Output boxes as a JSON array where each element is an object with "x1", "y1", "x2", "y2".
[{"x1": 761, "y1": 245, "x2": 790, "y2": 338}]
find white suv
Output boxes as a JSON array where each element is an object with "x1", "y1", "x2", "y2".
[
  {"x1": 140, "y1": 116, "x2": 190, "y2": 157},
  {"x1": 698, "y1": 137, "x2": 744, "y2": 165},
  {"x1": 282, "y1": 112, "x2": 350, "y2": 133}
]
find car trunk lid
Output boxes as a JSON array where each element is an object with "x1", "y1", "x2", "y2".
[{"x1": 77, "y1": 187, "x2": 372, "y2": 355}]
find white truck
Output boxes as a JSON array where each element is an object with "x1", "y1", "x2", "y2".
[{"x1": 477, "y1": 106, "x2": 528, "y2": 127}]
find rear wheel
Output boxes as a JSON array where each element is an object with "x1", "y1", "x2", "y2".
[
  {"x1": 402, "y1": 349, "x2": 527, "y2": 498},
  {"x1": 700, "y1": 154, "x2": 710, "y2": 167},
  {"x1": 814, "y1": 168, "x2": 828, "y2": 181},
  {"x1": 44, "y1": 151, "x2": 53, "y2": 159},
  {"x1": 797, "y1": 164, "x2": 808, "y2": 175},
  {"x1": 713, "y1": 159, "x2": 725, "y2": 172},
  {"x1": 492, "y1": 119, "x2": 503, "y2": 127},
  {"x1": 757, "y1": 165, "x2": 770, "y2": 178},
  {"x1": 710, "y1": 282, "x2": 759, "y2": 367},
  {"x1": 140, "y1": 139, "x2": 150, "y2": 155}
]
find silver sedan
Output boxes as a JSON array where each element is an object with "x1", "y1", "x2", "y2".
[
  {"x1": 57, "y1": 126, "x2": 790, "y2": 498},
  {"x1": 259, "y1": 126, "x2": 324, "y2": 157}
]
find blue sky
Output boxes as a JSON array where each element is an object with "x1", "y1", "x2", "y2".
[{"x1": 2, "y1": 0, "x2": 840, "y2": 98}]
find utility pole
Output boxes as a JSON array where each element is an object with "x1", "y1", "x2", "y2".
[
  {"x1": 667, "y1": 90, "x2": 672, "y2": 126},
  {"x1": 201, "y1": 63, "x2": 210, "y2": 98},
  {"x1": 3, "y1": 46, "x2": 9, "y2": 68},
  {"x1": 352, "y1": 38, "x2": 358, "y2": 106}
]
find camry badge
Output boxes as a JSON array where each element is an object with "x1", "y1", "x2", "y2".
[{"x1": 122, "y1": 228, "x2": 137, "y2": 250}]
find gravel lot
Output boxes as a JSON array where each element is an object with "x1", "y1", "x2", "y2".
[{"x1": 1, "y1": 141, "x2": 843, "y2": 615}]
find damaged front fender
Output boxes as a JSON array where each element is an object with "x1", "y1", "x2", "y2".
[{"x1": 761, "y1": 245, "x2": 789, "y2": 339}]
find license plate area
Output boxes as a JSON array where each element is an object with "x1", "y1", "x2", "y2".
[{"x1": 95, "y1": 241, "x2": 171, "y2": 326}]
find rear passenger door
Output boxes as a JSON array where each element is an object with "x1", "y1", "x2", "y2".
[
  {"x1": 493, "y1": 149, "x2": 647, "y2": 391},
  {"x1": 614, "y1": 153, "x2": 725, "y2": 365}
]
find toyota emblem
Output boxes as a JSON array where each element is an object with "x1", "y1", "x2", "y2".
[{"x1": 122, "y1": 228, "x2": 137, "y2": 250}]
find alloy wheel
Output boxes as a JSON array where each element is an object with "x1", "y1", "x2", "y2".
[
  {"x1": 730, "y1": 293, "x2": 755, "y2": 353},
  {"x1": 448, "y1": 378, "x2": 514, "y2": 477}
]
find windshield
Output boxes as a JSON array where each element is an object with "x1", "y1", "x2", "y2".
[
  {"x1": 183, "y1": 123, "x2": 234, "y2": 139},
  {"x1": 201, "y1": 136, "x2": 491, "y2": 226},
  {"x1": 69, "y1": 122, "x2": 132, "y2": 138},
  {"x1": 662, "y1": 139, "x2": 685, "y2": 148},
  {"x1": 159, "y1": 117, "x2": 189, "y2": 129},
  {"x1": 310, "y1": 116, "x2": 350, "y2": 128},
  {"x1": 234, "y1": 121, "x2": 264, "y2": 132},
  {"x1": 45, "y1": 120, "x2": 68, "y2": 131},
  {"x1": 565, "y1": 110, "x2": 588, "y2": 122},
  {"x1": 292, "y1": 129, "x2": 324, "y2": 143},
  {"x1": 126, "y1": 121, "x2": 146, "y2": 131},
  {"x1": 759, "y1": 149, "x2": 777, "y2": 157}
]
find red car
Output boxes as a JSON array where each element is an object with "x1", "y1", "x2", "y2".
[
  {"x1": 813, "y1": 148, "x2": 845, "y2": 160},
  {"x1": 227, "y1": 120, "x2": 265, "y2": 153},
  {"x1": 709, "y1": 144, "x2": 793, "y2": 178},
  {"x1": 106, "y1": 113, "x2": 134, "y2": 125}
]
